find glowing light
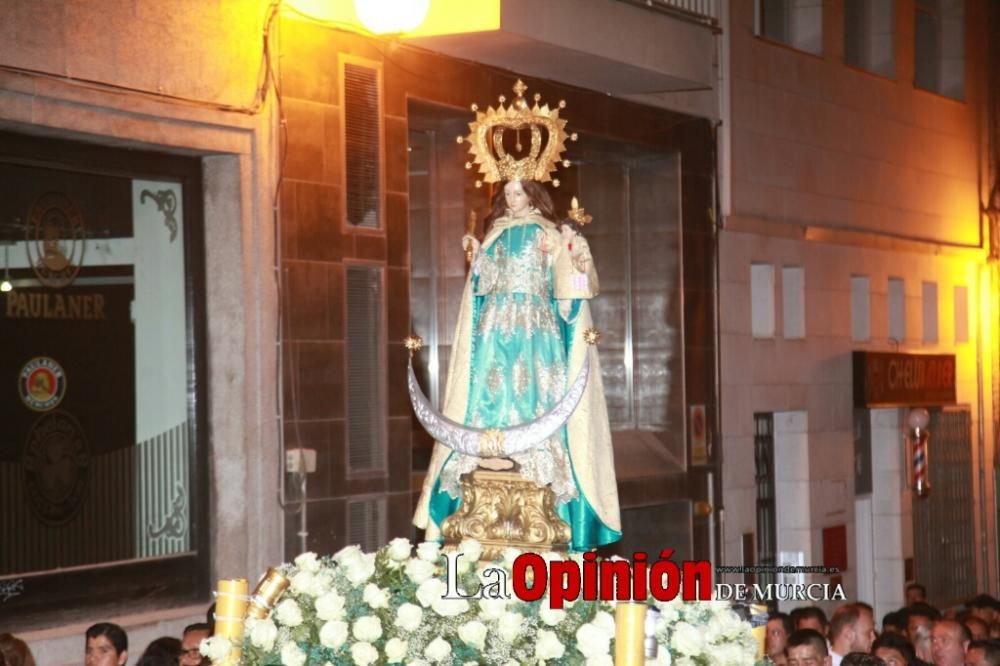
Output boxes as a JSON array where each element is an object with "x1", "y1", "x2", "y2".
[
  {"x1": 354, "y1": 0, "x2": 429, "y2": 34},
  {"x1": 0, "y1": 280, "x2": 11, "y2": 293}
]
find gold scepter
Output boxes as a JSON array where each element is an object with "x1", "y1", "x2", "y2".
[{"x1": 464, "y1": 209, "x2": 477, "y2": 263}]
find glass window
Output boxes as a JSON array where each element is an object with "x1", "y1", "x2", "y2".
[
  {"x1": 844, "y1": 0, "x2": 895, "y2": 77},
  {"x1": 914, "y1": 0, "x2": 964, "y2": 99},
  {"x1": 757, "y1": 0, "x2": 824, "y2": 55},
  {"x1": 0, "y1": 130, "x2": 208, "y2": 628}
]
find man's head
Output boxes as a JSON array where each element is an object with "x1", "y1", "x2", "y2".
[
  {"x1": 931, "y1": 618, "x2": 970, "y2": 666},
  {"x1": 830, "y1": 603, "x2": 877, "y2": 654},
  {"x1": 965, "y1": 616, "x2": 991, "y2": 642},
  {"x1": 882, "y1": 610, "x2": 906, "y2": 635},
  {"x1": 840, "y1": 654, "x2": 885, "y2": 666},
  {"x1": 767, "y1": 613, "x2": 795, "y2": 658},
  {"x1": 793, "y1": 607, "x2": 830, "y2": 635},
  {"x1": 786, "y1": 628, "x2": 831, "y2": 666},
  {"x1": 872, "y1": 632, "x2": 916, "y2": 666},
  {"x1": 85, "y1": 623, "x2": 128, "y2": 666},
  {"x1": 180, "y1": 624, "x2": 211, "y2": 666},
  {"x1": 906, "y1": 583, "x2": 927, "y2": 606},
  {"x1": 969, "y1": 596, "x2": 1000, "y2": 626},
  {"x1": 965, "y1": 638, "x2": 1000, "y2": 666}
]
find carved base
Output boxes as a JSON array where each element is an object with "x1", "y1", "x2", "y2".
[{"x1": 441, "y1": 469, "x2": 571, "y2": 560}]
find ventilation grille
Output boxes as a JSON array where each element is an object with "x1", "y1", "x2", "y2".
[
  {"x1": 344, "y1": 62, "x2": 381, "y2": 228},
  {"x1": 348, "y1": 498, "x2": 386, "y2": 553},
  {"x1": 346, "y1": 265, "x2": 385, "y2": 472}
]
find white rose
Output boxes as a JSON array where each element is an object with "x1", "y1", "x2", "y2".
[
  {"x1": 711, "y1": 643, "x2": 748, "y2": 666},
  {"x1": 416, "y1": 578, "x2": 448, "y2": 608},
  {"x1": 538, "y1": 602, "x2": 566, "y2": 626},
  {"x1": 274, "y1": 599, "x2": 303, "y2": 627},
  {"x1": 333, "y1": 544, "x2": 363, "y2": 564},
  {"x1": 459, "y1": 538, "x2": 482, "y2": 562},
  {"x1": 350, "y1": 642, "x2": 378, "y2": 666},
  {"x1": 248, "y1": 618, "x2": 277, "y2": 650},
  {"x1": 458, "y1": 620, "x2": 488, "y2": 650},
  {"x1": 294, "y1": 551, "x2": 320, "y2": 572},
  {"x1": 201, "y1": 636, "x2": 231, "y2": 661},
  {"x1": 395, "y1": 602, "x2": 424, "y2": 631},
  {"x1": 500, "y1": 547, "x2": 522, "y2": 567},
  {"x1": 498, "y1": 612, "x2": 524, "y2": 643},
  {"x1": 387, "y1": 537, "x2": 412, "y2": 561},
  {"x1": 535, "y1": 629, "x2": 565, "y2": 661},
  {"x1": 585, "y1": 656, "x2": 614, "y2": 666},
  {"x1": 363, "y1": 583, "x2": 390, "y2": 609},
  {"x1": 319, "y1": 620, "x2": 349, "y2": 649},
  {"x1": 344, "y1": 552, "x2": 376, "y2": 585},
  {"x1": 406, "y1": 558, "x2": 436, "y2": 584},
  {"x1": 477, "y1": 596, "x2": 508, "y2": 620},
  {"x1": 593, "y1": 611, "x2": 616, "y2": 634},
  {"x1": 670, "y1": 622, "x2": 704, "y2": 656},
  {"x1": 424, "y1": 637, "x2": 452, "y2": 663},
  {"x1": 315, "y1": 590, "x2": 346, "y2": 621},
  {"x1": 352, "y1": 615, "x2": 383, "y2": 642},
  {"x1": 408, "y1": 661, "x2": 431, "y2": 666},
  {"x1": 431, "y1": 594, "x2": 470, "y2": 617},
  {"x1": 307, "y1": 571, "x2": 333, "y2": 597},
  {"x1": 289, "y1": 570, "x2": 316, "y2": 595},
  {"x1": 385, "y1": 637, "x2": 408, "y2": 663},
  {"x1": 416, "y1": 541, "x2": 441, "y2": 562},
  {"x1": 575, "y1": 623, "x2": 611, "y2": 658},
  {"x1": 280, "y1": 641, "x2": 307, "y2": 666}
]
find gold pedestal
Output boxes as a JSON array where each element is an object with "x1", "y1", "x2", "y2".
[{"x1": 441, "y1": 468, "x2": 571, "y2": 560}]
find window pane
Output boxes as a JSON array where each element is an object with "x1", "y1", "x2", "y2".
[{"x1": 346, "y1": 265, "x2": 385, "y2": 472}]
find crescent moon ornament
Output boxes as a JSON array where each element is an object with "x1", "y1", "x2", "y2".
[{"x1": 407, "y1": 353, "x2": 591, "y2": 457}]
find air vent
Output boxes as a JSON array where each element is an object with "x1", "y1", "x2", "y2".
[
  {"x1": 343, "y1": 61, "x2": 382, "y2": 228},
  {"x1": 348, "y1": 497, "x2": 386, "y2": 553}
]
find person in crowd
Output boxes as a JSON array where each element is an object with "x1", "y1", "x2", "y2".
[
  {"x1": 0, "y1": 634, "x2": 35, "y2": 666},
  {"x1": 85, "y1": 623, "x2": 128, "y2": 666},
  {"x1": 968, "y1": 597, "x2": 1000, "y2": 628},
  {"x1": 990, "y1": 623, "x2": 1000, "y2": 640},
  {"x1": 907, "y1": 584, "x2": 928, "y2": 606},
  {"x1": 931, "y1": 619, "x2": 970, "y2": 666},
  {"x1": 180, "y1": 623, "x2": 211, "y2": 666},
  {"x1": 872, "y1": 632, "x2": 917, "y2": 666},
  {"x1": 963, "y1": 616, "x2": 991, "y2": 642},
  {"x1": 787, "y1": 628, "x2": 832, "y2": 666},
  {"x1": 907, "y1": 605, "x2": 941, "y2": 664},
  {"x1": 205, "y1": 602, "x2": 216, "y2": 633},
  {"x1": 883, "y1": 611, "x2": 907, "y2": 635},
  {"x1": 965, "y1": 639, "x2": 1000, "y2": 666},
  {"x1": 137, "y1": 637, "x2": 181, "y2": 666},
  {"x1": 841, "y1": 654, "x2": 885, "y2": 666},
  {"x1": 793, "y1": 606, "x2": 831, "y2": 635},
  {"x1": 768, "y1": 612, "x2": 795, "y2": 665},
  {"x1": 829, "y1": 604, "x2": 877, "y2": 666}
]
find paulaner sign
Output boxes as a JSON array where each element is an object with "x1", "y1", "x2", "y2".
[{"x1": 853, "y1": 351, "x2": 956, "y2": 407}]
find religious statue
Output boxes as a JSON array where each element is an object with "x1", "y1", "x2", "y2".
[{"x1": 410, "y1": 81, "x2": 621, "y2": 552}]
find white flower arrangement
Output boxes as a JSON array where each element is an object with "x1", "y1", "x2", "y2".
[{"x1": 236, "y1": 538, "x2": 764, "y2": 666}]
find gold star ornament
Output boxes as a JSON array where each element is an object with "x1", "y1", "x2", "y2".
[
  {"x1": 583, "y1": 327, "x2": 602, "y2": 345},
  {"x1": 403, "y1": 334, "x2": 424, "y2": 356}
]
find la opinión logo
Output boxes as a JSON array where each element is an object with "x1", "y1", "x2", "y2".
[{"x1": 440, "y1": 550, "x2": 713, "y2": 609}]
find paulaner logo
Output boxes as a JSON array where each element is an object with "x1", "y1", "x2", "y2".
[{"x1": 441, "y1": 550, "x2": 713, "y2": 609}]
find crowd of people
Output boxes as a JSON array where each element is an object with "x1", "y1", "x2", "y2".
[
  {"x1": 764, "y1": 585, "x2": 1000, "y2": 666},
  {"x1": 0, "y1": 619, "x2": 210, "y2": 666}
]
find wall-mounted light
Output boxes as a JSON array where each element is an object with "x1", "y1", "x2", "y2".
[
  {"x1": 0, "y1": 243, "x2": 13, "y2": 293},
  {"x1": 354, "y1": 0, "x2": 430, "y2": 34}
]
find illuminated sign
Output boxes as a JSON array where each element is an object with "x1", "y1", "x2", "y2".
[{"x1": 852, "y1": 351, "x2": 956, "y2": 407}]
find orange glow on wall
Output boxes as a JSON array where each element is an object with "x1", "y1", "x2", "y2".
[{"x1": 403, "y1": 0, "x2": 500, "y2": 37}]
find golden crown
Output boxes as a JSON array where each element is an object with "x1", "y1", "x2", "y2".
[
  {"x1": 459, "y1": 80, "x2": 577, "y2": 188},
  {"x1": 567, "y1": 197, "x2": 593, "y2": 225}
]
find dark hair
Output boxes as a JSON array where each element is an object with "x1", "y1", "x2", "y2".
[
  {"x1": 768, "y1": 612, "x2": 794, "y2": 636},
  {"x1": 841, "y1": 653, "x2": 885, "y2": 666},
  {"x1": 485, "y1": 180, "x2": 557, "y2": 226},
  {"x1": 905, "y1": 602, "x2": 941, "y2": 622},
  {"x1": 183, "y1": 623, "x2": 211, "y2": 636},
  {"x1": 139, "y1": 637, "x2": 181, "y2": 666},
  {"x1": 787, "y1": 628, "x2": 829, "y2": 656},
  {"x1": 906, "y1": 582, "x2": 927, "y2": 597},
  {"x1": 830, "y1": 604, "x2": 865, "y2": 641},
  {"x1": 872, "y1": 632, "x2": 916, "y2": 663},
  {"x1": 882, "y1": 610, "x2": 906, "y2": 632},
  {"x1": 791, "y1": 606, "x2": 829, "y2": 631},
  {"x1": 0, "y1": 634, "x2": 34, "y2": 666},
  {"x1": 205, "y1": 602, "x2": 216, "y2": 634},
  {"x1": 85, "y1": 623, "x2": 128, "y2": 656},
  {"x1": 968, "y1": 638, "x2": 1000, "y2": 664},
  {"x1": 969, "y1": 594, "x2": 1000, "y2": 611},
  {"x1": 559, "y1": 217, "x2": 585, "y2": 236}
]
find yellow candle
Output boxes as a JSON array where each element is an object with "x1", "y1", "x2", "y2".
[
  {"x1": 615, "y1": 601, "x2": 648, "y2": 665},
  {"x1": 213, "y1": 578, "x2": 249, "y2": 666},
  {"x1": 246, "y1": 568, "x2": 290, "y2": 620}
]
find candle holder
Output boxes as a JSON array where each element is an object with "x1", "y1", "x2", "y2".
[{"x1": 246, "y1": 567, "x2": 290, "y2": 620}]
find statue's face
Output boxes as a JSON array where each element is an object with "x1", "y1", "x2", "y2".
[{"x1": 504, "y1": 180, "x2": 530, "y2": 217}]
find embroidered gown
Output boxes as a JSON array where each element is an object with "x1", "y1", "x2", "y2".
[{"x1": 420, "y1": 215, "x2": 621, "y2": 551}]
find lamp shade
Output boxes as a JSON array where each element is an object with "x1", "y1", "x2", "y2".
[
  {"x1": 354, "y1": 0, "x2": 430, "y2": 34},
  {"x1": 907, "y1": 407, "x2": 930, "y2": 430}
]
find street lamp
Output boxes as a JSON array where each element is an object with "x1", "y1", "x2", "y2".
[
  {"x1": 907, "y1": 407, "x2": 931, "y2": 498},
  {"x1": 354, "y1": 0, "x2": 430, "y2": 34}
]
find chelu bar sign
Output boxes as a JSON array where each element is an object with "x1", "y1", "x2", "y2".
[{"x1": 853, "y1": 351, "x2": 956, "y2": 407}]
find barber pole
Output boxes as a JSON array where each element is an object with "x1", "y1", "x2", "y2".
[{"x1": 908, "y1": 408, "x2": 931, "y2": 498}]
